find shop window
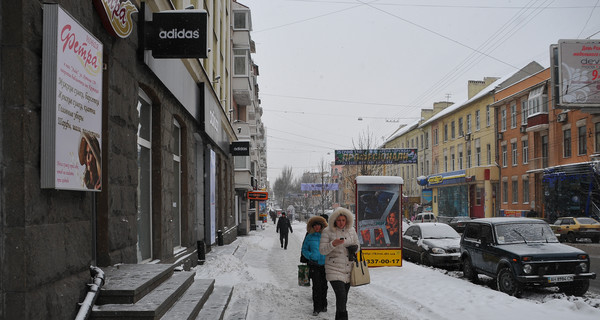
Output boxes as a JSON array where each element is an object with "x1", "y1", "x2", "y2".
[{"x1": 137, "y1": 90, "x2": 152, "y2": 262}]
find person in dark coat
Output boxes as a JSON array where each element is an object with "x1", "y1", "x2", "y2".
[
  {"x1": 302, "y1": 216, "x2": 329, "y2": 316},
  {"x1": 276, "y1": 212, "x2": 293, "y2": 249}
]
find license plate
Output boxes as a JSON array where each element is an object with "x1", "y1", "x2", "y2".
[{"x1": 547, "y1": 275, "x2": 573, "y2": 283}]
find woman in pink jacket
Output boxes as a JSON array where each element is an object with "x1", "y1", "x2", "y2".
[{"x1": 319, "y1": 207, "x2": 359, "y2": 320}]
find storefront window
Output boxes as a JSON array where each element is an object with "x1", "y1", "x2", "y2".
[{"x1": 438, "y1": 185, "x2": 468, "y2": 217}]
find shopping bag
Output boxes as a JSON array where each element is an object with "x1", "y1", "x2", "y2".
[
  {"x1": 298, "y1": 264, "x2": 310, "y2": 286},
  {"x1": 350, "y1": 250, "x2": 370, "y2": 287}
]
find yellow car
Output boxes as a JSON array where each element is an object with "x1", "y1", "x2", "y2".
[{"x1": 551, "y1": 217, "x2": 600, "y2": 243}]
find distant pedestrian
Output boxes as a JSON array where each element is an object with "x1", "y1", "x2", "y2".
[
  {"x1": 302, "y1": 216, "x2": 329, "y2": 316},
  {"x1": 276, "y1": 212, "x2": 293, "y2": 249},
  {"x1": 319, "y1": 207, "x2": 359, "y2": 320}
]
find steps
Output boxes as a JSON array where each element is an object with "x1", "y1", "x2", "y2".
[{"x1": 91, "y1": 264, "x2": 234, "y2": 320}]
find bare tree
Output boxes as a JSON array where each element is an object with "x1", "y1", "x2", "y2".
[{"x1": 273, "y1": 166, "x2": 295, "y2": 209}]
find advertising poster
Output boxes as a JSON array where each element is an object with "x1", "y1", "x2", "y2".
[
  {"x1": 356, "y1": 176, "x2": 403, "y2": 267},
  {"x1": 558, "y1": 39, "x2": 600, "y2": 107},
  {"x1": 41, "y1": 4, "x2": 103, "y2": 191}
]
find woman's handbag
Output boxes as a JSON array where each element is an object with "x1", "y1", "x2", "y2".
[
  {"x1": 298, "y1": 264, "x2": 310, "y2": 286},
  {"x1": 350, "y1": 250, "x2": 370, "y2": 287}
]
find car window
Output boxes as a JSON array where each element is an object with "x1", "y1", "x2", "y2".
[
  {"x1": 481, "y1": 225, "x2": 493, "y2": 243},
  {"x1": 553, "y1": 219, "x2": 562, "y2": 225},
  {"x1": 495, "y1": 223, "x2": 558, "y2": 244},
  {"x1": 577, "y1": 217, "x2": 599, "y2": 225},
  {"x1": 564, "y1": 218, "x2": 574, "y2": 225},
  {"x1": 463, "y1": 224, "x2": 481, "y2": 240},
  {"x1": 405, "y1": 226, "x2": 416, "y2": 237}
]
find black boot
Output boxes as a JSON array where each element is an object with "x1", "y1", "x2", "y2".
[{"x1": 335, "y1": 311, "x2": 348, "y2": 320}]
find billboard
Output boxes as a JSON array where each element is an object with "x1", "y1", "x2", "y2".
[
  {"x1": 558, "y1": 39, "x2": 600, "y2": 107},
  {"x1": 335, "y1": 149, "x2": 417, "y2": 165},
  {"x1": 41, "y1": 4, "x2": 103, "y2": 191},
  {"x1": 355, "y1": 176, "x2": 404, "y2": 267},
  {"x1": 300, "y1": 183, "x2": 338, "y2": 191}
]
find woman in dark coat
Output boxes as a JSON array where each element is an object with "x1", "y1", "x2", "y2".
[{"x1": 302, "y1": 216, "x2": 328, "y2": 316}]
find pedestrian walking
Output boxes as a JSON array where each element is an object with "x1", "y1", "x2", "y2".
[
  {"x1": 302, "y1": 216, "x2": 329, "y2": 316},
  {"x1": 319, "y1": 207, "x2": 359, "y2": 320},
  {"x1": 276, "y1": 212, "x2": 293, "y2": 249}
]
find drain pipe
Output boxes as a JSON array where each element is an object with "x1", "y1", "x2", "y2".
[{"x1": 74, "y1": 266, "x2": 105, "y2": 320}]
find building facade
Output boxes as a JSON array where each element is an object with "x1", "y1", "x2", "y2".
[{"x1": 0, "y1": 0, "x2": 262, "y2": 318}]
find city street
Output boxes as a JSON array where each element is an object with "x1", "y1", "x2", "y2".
[{"x1": 195, "y1": 220, "x2": 600, "y2": 320}]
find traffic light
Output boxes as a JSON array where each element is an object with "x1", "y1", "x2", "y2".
[{"x1": 247, "y1": 191, "x2": 268, "y2": 201}]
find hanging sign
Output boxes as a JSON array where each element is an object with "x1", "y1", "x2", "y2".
[
  {"x1": 143, "y1": 9, "x2": 208, "y2": 59},
  {"x1": 93, "y1": 0, "x2": 138, "y2": 38}
]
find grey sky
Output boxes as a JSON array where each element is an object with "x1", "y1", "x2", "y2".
[{"x1": 247, "y1": 0, "x2": 600, "y2": 185}]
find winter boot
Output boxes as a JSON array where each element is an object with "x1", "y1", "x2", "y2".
[{"x1": 335, "y1": 311, "x2": 348, "y2": 320}]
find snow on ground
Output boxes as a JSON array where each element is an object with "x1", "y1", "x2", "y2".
[{"x1": 194, "y1": 220, "x2": 600, "y2": 320}]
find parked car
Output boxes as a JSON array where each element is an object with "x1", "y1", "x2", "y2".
[
  {"x1": 402, "y1": 223, "x2": 461, "y2": 268},
  {"x1": 550, "y1": 217, "x2": 600, "y2": 243},
  {"x1": 460, "y1": 217, "x2": 596, "y2": 297},
  {"x1": 447, "y1": 216, "x2": 472, "y2": 233},
  {"x1": 414, "y1": 212, "x2": 437, "y2": 223}
]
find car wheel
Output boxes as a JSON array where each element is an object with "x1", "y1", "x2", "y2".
[
  {"x1": 567, "y1": 232, "x2": 576, "y2": 243},
  {"x1": 559, "y1": 280, "x2": 589, "y2": 296},
  {"x1": 462, "y1": 257, "x2": 478, "y2": 283},
  {"x1": 496, "y1": 267, "x2": 522, "y2": 297},
  {"x1": 420, "y1": 252, "x2": 431, "y2": 266}
]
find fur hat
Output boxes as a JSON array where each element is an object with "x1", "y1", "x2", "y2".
[
  {"x1": 328, "y1": 207, "x2": 355, "y2": 231},
  {"x1": 306, "y1": 215, "x2": 328, "y2": 233}
]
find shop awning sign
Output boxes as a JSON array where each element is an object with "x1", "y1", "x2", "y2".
[
  {"x1": 93, "y1": 0, "x2": 138, "y2": 38},
  {"x1": 142, "y1": 9, "x2": 208, "y2": 59}
]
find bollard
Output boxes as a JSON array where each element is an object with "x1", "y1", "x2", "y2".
[{"x1": 217, "y1": 230, "x2": 223, "y2": 246}]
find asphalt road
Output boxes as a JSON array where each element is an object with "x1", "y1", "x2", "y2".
[{"x1": 567, "y1": 243, "x2": 600, "y2": 294}]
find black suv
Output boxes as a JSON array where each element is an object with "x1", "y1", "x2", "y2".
[{"x1": 460, "y1": 217, "x2": 596, "y2": 297}]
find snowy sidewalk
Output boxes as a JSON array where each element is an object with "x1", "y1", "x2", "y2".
[{"x1": 195, "y1": 220, "x2": 600, "y2": 320}]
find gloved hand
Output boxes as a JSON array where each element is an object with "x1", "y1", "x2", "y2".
[{"x1": 347, "y1": 245, "x2": 358, "y2": 262}]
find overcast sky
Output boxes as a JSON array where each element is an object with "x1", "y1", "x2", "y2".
[{"x1": 246, "y1": 0, "x2": 600, "y2": 187}]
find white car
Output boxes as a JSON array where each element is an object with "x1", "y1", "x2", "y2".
[{"x1": 415, "y1": 212, "x2": 437, "y2": 223}]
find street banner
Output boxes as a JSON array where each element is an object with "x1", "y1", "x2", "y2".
[
  {"x1": 335, "y1": 149, "x2": 417, "y2": 165},
  {"x1": 301, "y1": 183, "x2": 339, "y2": 191}
]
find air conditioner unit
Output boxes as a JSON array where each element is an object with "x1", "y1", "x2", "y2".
[
  {"x1": 557, "y1": 113, "x2": 568, "y2": 123},
  {"x1": 497, "y1": 132, "x2": 503, "y2": 140},
  {"x1": 520, "y1": 125, "x2": 527, "y2": 133}
]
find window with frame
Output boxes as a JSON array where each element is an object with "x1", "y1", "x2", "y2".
[
  {"x1": 466, "y1": 114, "x2": 472, "y2": 134},
  {"x1": 522, "y1": 140, "x2": 528, "y2": 164},
  {"x1": 434, "y1": 128, "x2": 439, "y2": 145},
  {"x1": 486, "y1": 105, "x2": 491, "y2": 127},
  {"x1": 458, "y1": 118, "x2": 464, "y2": 136},
  {"x1": 458, "y1": 145, "x2": 463, "y2": 170},
  {"x1": 451, "y1": 121, "x2": 455, "y2": 139},
  {"x1": 444, "y1": 124, "x2": 448, "y2": 142},
  {"x1": 425, "y1": 132, "x2": 429, "y2": 149},
  {"x1": 444, "y1": 149, "x2": 448, "y2": 172},
  {"x1": 563, "y1": 129, "x2": 571, "y2": 158},
  {"x1": 523, "y1": 179, "x2": 529, "y2": 203},
  {"x1": 476, "y1": 140, "x2": 481, "y2": 167},
  {"x1": 512, "y1": 142, "x2": 517, "y2": 166},
  {"x1": 527, "y1": 86, "x2": 547, "y2": 116},
  {"x1": 542, "y1": 135, "x2": 548, "y2": 167},
  {"x1": 475, "y1": 110, "x2": 481, "y2": 131},
  {"x1": 578, "y1": 126, "x2": 587, "y2": 155},
  {"x1": 233, "y1": 11, "x2": 249, "y2": 29},
  {"x1": 466, "y1": 142, "x2": 472, "y2": 168},
  {"x1": 233, "y1": 49, "x2": 248, "y2": 76},
  {"x1": 501, "y1": 108, "x2": 507, "y2": 131},
  {"x1": 451, "y1": 152, "x2": 456, "y2": 171},
  {"x1": 521, "y1": 100, "x2": 528, "y2": 124},
  {"x1": 137, "y1": 90, "x2": 152, "y2": 262},
  {"x1": 487, "y1": 144, "x2": 492, "y2": 165},
  {"x1": 596, "y1": 122, "x2": 600, "y2": 152},
  {"x1": 502, "y1": 181, "x2": 508, "y2": 203},
  {"x1": 512, "y1": 180, "x2": 518, "y2": 203},
  {"x1": 475, "y1": 188, "x2": 482, "y2": 205},
  {"x1": 511, "y1": 104, "x2": 517, "y2": 128},
  {"x1": 502, "y1": 145, "x2": 507, "y2": 167}
]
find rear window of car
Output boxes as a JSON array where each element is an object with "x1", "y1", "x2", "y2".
[{"x1": 577, "y1": 217, "x2": 599, "y2": 225}]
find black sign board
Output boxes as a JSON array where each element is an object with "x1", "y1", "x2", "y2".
[
  {"x1": 247, "y1": 191, "x2": 268, "y2": 201},
  {"x1": 230, "y1": 141, "x2": 250, "y2": 156},
  {"x1": 144, "y1": 10, "x2": 207, "y2": 59}
]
